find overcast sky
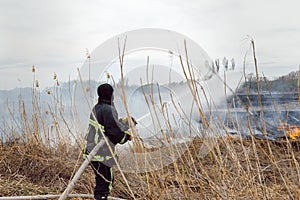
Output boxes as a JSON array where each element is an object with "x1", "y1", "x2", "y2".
[{"x1": 1, "y1": 0, "x2": 300, "y2": 90}]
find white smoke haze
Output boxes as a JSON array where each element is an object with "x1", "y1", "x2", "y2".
[
  {"x1": 77, "y1": 28, "x2": 236, "y2": 172},
  {"x1": 111, "y1": 67, "x2": 241, "y2": 172}
]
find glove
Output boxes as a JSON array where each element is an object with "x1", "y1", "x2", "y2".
[
  {"x1": 124, "y1": 131, "x2": 132, "y2": 141},
  {"x1": 119, "y1": 116, "x2": 138, "y2": 129}
]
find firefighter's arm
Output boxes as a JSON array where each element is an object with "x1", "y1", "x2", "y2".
[
  {"x1": 102, "y1": 106, "x2": 132, "y2": 144},
  {"x1": 118, "y1": 116, "x2": 137, "y2": 143}
]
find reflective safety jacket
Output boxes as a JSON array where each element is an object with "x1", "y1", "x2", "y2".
[{"x1": 83, "y1": 100, "x2": 130, "y2": 163}]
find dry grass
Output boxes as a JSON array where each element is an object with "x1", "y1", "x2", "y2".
[
  {"x1": 110, "y1": 138, "x2": 300, "y2": 200},
  {"x1": 2, "y1": 136, "x2": 300, "y2": 199},
  {"x1": 0, "y1": 138, "x2": 95, "y2": 197}
]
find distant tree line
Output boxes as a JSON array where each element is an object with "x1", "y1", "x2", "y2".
[{"x1": 237, "y1": 71, "x2": 299, "y2": 93}]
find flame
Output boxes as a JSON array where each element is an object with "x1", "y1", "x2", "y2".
[{"x1": 278, "y1": 123, "x2": 300, "y2": 140}]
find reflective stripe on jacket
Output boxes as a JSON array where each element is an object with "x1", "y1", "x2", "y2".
[{"x1": 83, "y1": 119, "x2": 114, "y2": 162}]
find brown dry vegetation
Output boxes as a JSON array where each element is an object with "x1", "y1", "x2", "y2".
[
  {"x1": 1, "y1": 135, "x2": 300, "y2": 199},
  {"x1": 0, "y1": 139, "x2": 94, "y2": 197},
  {"x1": 103, "y1": 138, "x2": 300, "y2": 199}
]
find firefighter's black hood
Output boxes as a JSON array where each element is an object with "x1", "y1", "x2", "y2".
[{"x1": 97, "y1": 83, "x2": 114, "y2": 104}]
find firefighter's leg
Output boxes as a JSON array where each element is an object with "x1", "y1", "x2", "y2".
[{"x1": 91, "y1": 161, "x2": 113, "y2": 200}]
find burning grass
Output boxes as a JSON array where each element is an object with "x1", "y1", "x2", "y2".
[{"x1": 278, "y1": 123, "x2": 300, "y2": 140}]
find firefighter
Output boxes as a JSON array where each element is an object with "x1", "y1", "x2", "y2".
[{"x1": 84, "y1": 83, "x2": 133, "y2": 200}]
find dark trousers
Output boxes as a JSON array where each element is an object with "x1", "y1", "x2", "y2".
[{"x1": 91, "y1": 161, "x2": 113, "y2": 199}]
